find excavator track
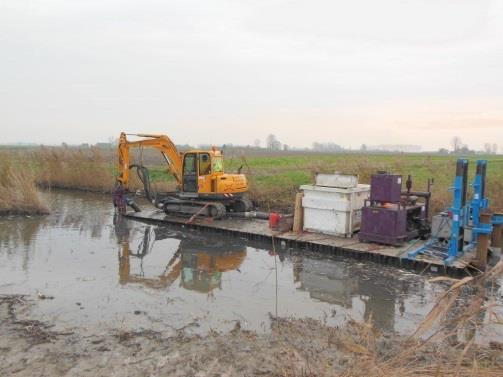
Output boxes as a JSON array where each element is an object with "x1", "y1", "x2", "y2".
[
  {"x1": 207, "y1": 202, "x2": 227, "y2": 219},
  {"x1": 161, "y1": 198, "x2": 227, "y2": 219},
  {"x1": 230, "y1": 197, "x2": 253, "y2": 212}
]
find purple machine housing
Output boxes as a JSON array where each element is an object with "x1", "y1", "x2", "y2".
[{"x1": 359, "y1": 173, "x2": 431, "y2": 246}]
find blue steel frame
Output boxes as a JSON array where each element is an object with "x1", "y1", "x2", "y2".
[
  {"x1": 408, "y1": 159, "x2": 468, "y2": 263},
  {"x1": 469, "y1": 160, "x2": 487, "y2": 234},
  {"x1": 468, "y1": 160, "x2": 493, "y2": 249},
  {"x1": 444, "y1": 159, "x2": 469, "y2": 264},
  {"x1": 409, "y1": 159, "x2": 497, "y2": 265}
]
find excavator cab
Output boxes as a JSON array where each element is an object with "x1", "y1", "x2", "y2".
[{"x1": 182, "y1": 151, "x2": 220, "y2": 193}]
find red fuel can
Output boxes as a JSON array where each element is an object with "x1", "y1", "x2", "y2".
[{"x1": 269, "y1": 212, "x2": 281, "y2": 230}]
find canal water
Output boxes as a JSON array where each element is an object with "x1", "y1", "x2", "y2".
[{"x1": 0, "y1": 190, "x2": 501, "y2": 339}]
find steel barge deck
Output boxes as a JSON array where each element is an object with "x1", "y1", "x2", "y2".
[{"x1": 125, "y1": 209, "x2": 484, "y2": 276}]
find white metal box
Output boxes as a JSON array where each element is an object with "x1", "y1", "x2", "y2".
[
  {"x1": 300, "y1": 184, "x2": 370, "y2": 237},
  {"x1": 315, "y1": 173, "x2": 358, "y2": 188}
]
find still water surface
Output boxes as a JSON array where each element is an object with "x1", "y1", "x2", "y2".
[{"x1": 0, "y1": 191, "x2": 500, "y2": 338}]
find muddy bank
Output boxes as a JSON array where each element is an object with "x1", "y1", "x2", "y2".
[{"x1": 2, "y1": 294, "x2": 502, "y2": 377}]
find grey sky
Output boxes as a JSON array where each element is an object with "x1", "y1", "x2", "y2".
[{"x1": 1, "y1": 0, "x2": 502, "y2": 150}]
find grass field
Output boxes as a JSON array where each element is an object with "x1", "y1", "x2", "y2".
[
  {"x1": 3, "y1": 147, "x2": 503, "y2": 215},
  {"x1": 150, "y1": 152, "x2": 503, "y2": 213}
]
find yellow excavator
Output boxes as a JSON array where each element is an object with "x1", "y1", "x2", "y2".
[{"x1": 116, "y1": 132, "x2": 252, "y2": 218}]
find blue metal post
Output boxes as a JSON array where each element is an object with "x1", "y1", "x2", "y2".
[
  {"x1": 445, "y1": 159, "x2": 468, "y2": 264},
  {"x1": 470, "y1": 160, "x2": 488, "y2": 241},
  {"x1": 468, "y1": 159, "x2": 492, "y2": 250}
]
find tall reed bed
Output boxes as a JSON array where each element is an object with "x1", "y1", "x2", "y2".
[
  {"x1": 33, "y1": 147, "x2": 116, "y2": 192},
  {"x1": 0, "y1": 152, "x2": 48, "y2": 215},
  {"x1": 31, "y1": 146, "x2": 176, "y2": 195}
]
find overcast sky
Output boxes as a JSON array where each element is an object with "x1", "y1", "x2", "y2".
[{"x1": 1, "y1": 0, "x2": 502, "y2": 150}]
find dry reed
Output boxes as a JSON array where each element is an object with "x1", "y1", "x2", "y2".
[
  {"x1": 31, "y1": 147, "x2": 175, "y2": 194},
  {"x1": 0, "y1": 152, "x2": 48, "y2": 215},
  {"x1": 33, "y1": 146, "x2": 115, "y2": 192},
  {"x1": 335, "y1": 261, "x2": 503, "y2": 377}
]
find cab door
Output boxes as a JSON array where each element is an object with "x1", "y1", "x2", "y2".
[{"x1": 182, "y1": 153, "x2": 198, "y2": 193}]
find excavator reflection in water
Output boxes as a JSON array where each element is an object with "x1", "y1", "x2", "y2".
[
  {"x1": 114, "y1": 216, "x2": 246, "y2": 294},
  {"x1": 114, "y1": 217, "x2": 426, "y2": 334}
]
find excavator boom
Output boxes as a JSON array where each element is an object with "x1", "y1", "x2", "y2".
[{"x1": 117, "y1": 132, "x2": 183, "y2": 189}]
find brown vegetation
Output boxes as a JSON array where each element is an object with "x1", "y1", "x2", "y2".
[
  {"x1": 33, "y1": 146, "x2": 115, "y2": 192},
  {"x1": 0, "y1": 152, "x2": 48, "y2": 215},
  {"x1": 31, "y1": 147, "x2": 174, "y2": 194},
  {"x1": 339, "y1": 261, "x2": 503, "y2": 377}
]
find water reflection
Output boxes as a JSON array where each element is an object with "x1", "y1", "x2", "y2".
[
  {"x1": 0, "y1": 191, "x2": 112, "y2": 253},
  {"x1": 113, "y1": 215, "x2": 426, "y2": 332},
  {"x1": 116, "y1": 216, "x2": 247, "y2": 294},
  {"x1": 0, "y1": 217, "x2": 44, "y2": 251},
  {"x1": 3, "y1": 190, "x2": 494, "y2": 337},
  {"x1": 291, "y1": 255, "x2": 413, "y2": 332}
]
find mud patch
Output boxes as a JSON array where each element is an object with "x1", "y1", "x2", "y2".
[{"x1": 2, "y1": 294, "x2": 503, "y2": 377}]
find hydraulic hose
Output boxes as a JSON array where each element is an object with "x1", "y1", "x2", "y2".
[{"x1": 130, "y1": 164, "x2": 156, "y2": 203}]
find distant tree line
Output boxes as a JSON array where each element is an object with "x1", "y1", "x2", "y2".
[{"x1": 437, "y1": 137, "x2": 500, "y2": 155}]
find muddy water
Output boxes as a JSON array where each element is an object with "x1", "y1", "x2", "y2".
[{"x1": 0, "y1": 191, "x2": 501, "y2": 338}]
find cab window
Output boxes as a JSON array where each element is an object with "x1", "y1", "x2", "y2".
[
  {"x1": 183, "y1": 154, "x2": 197, "y2": 175},
  {"x1": 212, "y1": 156, "x2": 223, "y2": 173},
  {"x1": 199, "y1": 153, "x2": 211, "y2": 175}
]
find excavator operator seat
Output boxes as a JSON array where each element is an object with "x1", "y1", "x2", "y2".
[{"x1": 199, "y1": 153, "x2": 211, "y2": 175}]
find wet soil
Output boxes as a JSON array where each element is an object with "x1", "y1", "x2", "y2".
[
  {"x1": 0, "y1": 294, "x2": 347, "y2": 376},
  {"x1": 2, "y1": 294, "x2": 503, "y2": 377}
]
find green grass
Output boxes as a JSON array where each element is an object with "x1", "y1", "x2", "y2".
[
  {"x1": 148, "y1": 167, "x2": 176, "y2": 182},
  {"x1": 227, "y1": 154, "x2": 501, "y2": 187},
  {"x1": 142, "y1": 153, "x2": 503, "y2": 212}
]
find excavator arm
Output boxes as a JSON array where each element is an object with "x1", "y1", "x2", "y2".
[{"x1": 117, "y1": 132, "x2": 183, "y2": 189}]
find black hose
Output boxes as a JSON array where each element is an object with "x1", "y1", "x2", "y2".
[
  {"x1": 227, "y1": 211, "x2": 270, "y2": 220},
  {"x1": 126, "y1": 197, "x2": 141, "y2": 212},
  {"x1": 130, "y1": 164, "x2": 156, "y2": 203}
]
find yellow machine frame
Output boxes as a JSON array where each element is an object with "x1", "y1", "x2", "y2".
[{"x1": 117, "y1": 132, "x2": 248, "y2": 197}]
